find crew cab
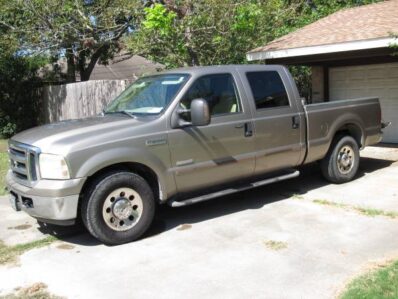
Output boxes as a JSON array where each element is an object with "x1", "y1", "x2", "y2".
[{"x1": 6, "y1": 65, "x2": 385, "y2": 244}]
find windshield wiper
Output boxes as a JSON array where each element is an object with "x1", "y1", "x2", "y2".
[{"x1": 104, "y1": 110, "x2": 136, "y2": 118}]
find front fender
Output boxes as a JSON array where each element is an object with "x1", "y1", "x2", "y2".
[{"x1": 70, "y1": 147, "x2": 176, "y2": 200}]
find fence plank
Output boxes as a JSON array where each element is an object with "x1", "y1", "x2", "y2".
[{"x1": 41, "y1": 79, "x2": 134, "y2": 123}]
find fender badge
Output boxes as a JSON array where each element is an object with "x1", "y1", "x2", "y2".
[{"x1": 146, "y1": 139, "x2": 167, "y2": 146}]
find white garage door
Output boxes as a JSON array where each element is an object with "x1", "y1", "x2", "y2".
[{"x1": 329, "y1": 62, "x2": 398, "y2": 143}]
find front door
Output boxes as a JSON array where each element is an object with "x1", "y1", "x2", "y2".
[{"x1": 168, "y1": 72, "x2": 255, "y2": 193}]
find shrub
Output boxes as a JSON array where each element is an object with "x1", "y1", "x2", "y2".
[{"x1": 0, "y1": 55, "x2": 45, "y2": 137}]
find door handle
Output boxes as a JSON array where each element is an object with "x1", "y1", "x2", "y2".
[
  {"x1": 235, "y1": 122, "x2": 253, "y2": 137},
  {"x1": 244, "y1": 123, "x2": 253, "y2": 137},
  {"x1": 292, "y1": 115, "x2": 300, "y2": 129}
]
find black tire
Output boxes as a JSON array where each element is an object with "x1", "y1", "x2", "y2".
[
  {"x1": 321, "y1": 135, "x2": 360, "y2": 184},
  {"x1": 81, "y1": 171, "x2": 155, "y2": 245}
]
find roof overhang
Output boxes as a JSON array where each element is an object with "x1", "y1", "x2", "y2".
[{"x1": 247, "y1": 37, "x2": 398, "y2": 62}]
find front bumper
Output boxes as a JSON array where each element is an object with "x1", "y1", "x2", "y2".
[{"x1": 6, "y1": 171, "x2": 86, "y2": 224}]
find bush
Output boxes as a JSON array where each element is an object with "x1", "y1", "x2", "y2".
[{"x1": 0, "y1": 55, "x2": 45, "y2": 137}]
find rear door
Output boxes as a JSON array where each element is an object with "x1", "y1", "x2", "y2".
[
  {"x1": 168, "y1": 72, "x2": 256, "y2": 193},
  {"x1": 241, "y1": 69, "x2": 304, "y2": 175}
]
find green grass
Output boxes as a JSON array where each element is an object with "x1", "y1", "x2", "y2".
[
  {"x1": 313, "y1": 199, "x2": 398, "y2": 219},
  {"x1": 0, "y1": 236, "x2": 57, "y2": 265},
  {"x1": 340, "y1": 260, "x2": 398, "y2": 299},
  {"x1": 313, "y1": 199, "x2": 348, "y2": 209},
  {"x1": 355, "y1": 207, "x2": 398, "y2": 219},
  {"x1": 264, "y1": 240, "x2": 288, "y2": 251},
  {"x1": 0, "y1": 139, "x2": 8, "y2": 195},
  {"x1": 0, "y1": 139, "x2": 8, "y2": 152}
]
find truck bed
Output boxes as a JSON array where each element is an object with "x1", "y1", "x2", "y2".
[{"x1": 303, "y1": 97, "x2": 382, "y2": 164}]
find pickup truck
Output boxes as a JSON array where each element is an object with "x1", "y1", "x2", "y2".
[{"x1": 6, "y1": 65, "x2": 384, "y2": 245}]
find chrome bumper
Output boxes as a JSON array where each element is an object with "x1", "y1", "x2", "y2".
[{"x1": 6, "y1": 171, "x2": 85, "y2": 223}]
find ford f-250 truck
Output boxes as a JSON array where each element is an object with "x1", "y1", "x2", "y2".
[{"x1": 6, "y1": 65, "x2": 385, "y2": 245}]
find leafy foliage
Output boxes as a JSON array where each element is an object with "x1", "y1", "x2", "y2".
[
  {"x1": 126, "y1": 0, "x2": 380, "y2": 98},
  {"x1": 0, "y1": 0, "x2": 140, "y2": 82},
  {"x1": 0, "y1": 55, "x2": 45, "y2": 137},
  {"x1": 127, "y1": 1, "x2": 285, "y2": 68}
]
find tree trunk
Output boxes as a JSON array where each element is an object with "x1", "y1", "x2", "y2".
[
  {"x1": 78, "y1": 45, "x2": 109, "y2": 81},
  {"x1": 184, "y1": 2, "x2": 200, "y2": 66},
  {"x1": 65, "y1": 47, "x2": 76, "y2": 82}
]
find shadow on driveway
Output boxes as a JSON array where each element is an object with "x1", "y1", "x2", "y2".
[{"x1": 38, "y1": 156, "x2": 394, "y2": 246}]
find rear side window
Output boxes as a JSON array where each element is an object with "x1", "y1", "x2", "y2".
[{"x1": 246, "y1": 71, "x2": 289, "y2": 109}]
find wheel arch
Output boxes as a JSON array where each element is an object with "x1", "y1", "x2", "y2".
[
  {"x1": 79, "y1": 162, "x2": 162, "y2": 204},
  {"x1": 71, "y1": 147, "x2": 176, "y2": 203},
  {"x1": 334, "y1": 122, "x2": 364, "y2": 148}
]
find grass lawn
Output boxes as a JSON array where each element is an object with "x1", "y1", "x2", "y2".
[
  {"x1": 0, "y1": 139, "x2": 8, "y2": 195},
  {"x1": 0, "y1": 236, "x2": 56, "y2": 265},
  {"x1": 340, "y1": 260, "x2": 398, "y2": 299}
]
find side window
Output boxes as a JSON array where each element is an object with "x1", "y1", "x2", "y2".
[
  {"x1": 246, "y1": 71, "x2": 290, "y2": 109},
  {"x1": 180, "y1": 73, "x2": 241, "y2": 116}
]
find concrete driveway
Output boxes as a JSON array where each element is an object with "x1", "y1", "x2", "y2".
[{"x1": 0, "y1": 145, "x2": 397, "y2": 299}]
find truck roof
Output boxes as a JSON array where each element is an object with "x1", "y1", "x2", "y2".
[{"x1": 163, "y1": 64, "x2": 286, "y2": 75}]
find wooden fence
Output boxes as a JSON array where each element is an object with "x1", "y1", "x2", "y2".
[{"x1": 41, "y1": 79, "x2": 135, "y2": 123}]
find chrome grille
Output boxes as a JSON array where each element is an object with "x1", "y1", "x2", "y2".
[{"x1": 8, "y1": 141, "x2": 40, "y2": 185}]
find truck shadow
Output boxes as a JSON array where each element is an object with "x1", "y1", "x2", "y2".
[
  {"x1": 42, "y1": 156, "x2": 395, "y2": 246},
  {"x1": 145, "y1": 156, "x2": 394, "y2": 239}
]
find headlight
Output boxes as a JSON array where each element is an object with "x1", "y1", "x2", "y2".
[{"x1": 39, "y1": 153, "x2": 70, "y2": 180}]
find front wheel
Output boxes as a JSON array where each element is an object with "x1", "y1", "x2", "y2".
[
  {"x1": 81, "y1": 171, "x2": 155, "y2": 245},
  {"x1": 321, "y1": 135, "x2": 360, "y2": 184}
]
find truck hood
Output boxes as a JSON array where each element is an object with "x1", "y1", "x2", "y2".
[{"x1": 12, "y1": 115, "x2": 147, "y2": 155}]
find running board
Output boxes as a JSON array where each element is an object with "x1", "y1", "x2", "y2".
[{"x1": 169, "y1": 170, "x2": 300, "y2": 208}]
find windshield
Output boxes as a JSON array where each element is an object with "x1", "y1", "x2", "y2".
[{"x1": 105, "y1": 74, "x2": 189, "y2": 116}]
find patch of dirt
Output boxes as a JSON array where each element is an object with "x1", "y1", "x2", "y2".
[
  {"x1": 11, "y1": 224, "x2": 32, "y2": 230},
  {"x1": 56, "y1": 244, "x2": 75, "y2": 250},
  {"x1": 2, "y1": 282, "x2": 64, "y2": 299},
  {"x1": 25, "y1": 282, "x2": 47, "y2": 294},
  {"x1": 177, "y1": 224, "x2": 192, "y2": 231}
]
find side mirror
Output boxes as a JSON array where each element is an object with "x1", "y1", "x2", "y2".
[{"x1": 190, "y1": 98, "x2": 210, "y2": 126}]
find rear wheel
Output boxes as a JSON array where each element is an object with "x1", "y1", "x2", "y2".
[
  {"x1": 81, "y1": 171, "x2": 155, "y2": 245},
  {"x1": 321, "y1": 135, "x2": 360, "y2": 184}
]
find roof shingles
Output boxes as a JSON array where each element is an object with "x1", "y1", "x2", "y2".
[{"x1": 249, "y1": 0, "x2": 398, "y2": 53}]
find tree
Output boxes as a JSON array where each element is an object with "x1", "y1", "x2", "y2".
[
  {"x1": 126, "y1": 0, "x2": 380, "y2": 69},
  {"x1": 126, "y1": 0, "x2": 291, "y2": 68},
  {"x1": 0, "y1": 0, "x2": 140, "y2": 82}
]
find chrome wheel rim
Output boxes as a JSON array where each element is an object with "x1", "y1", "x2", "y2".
[
  {"x1": 102, "y1": 187, "x2": 143, "y2": 231},
  {"x1": 337, "y1": 145, "x2": 355, "y2": 174}
]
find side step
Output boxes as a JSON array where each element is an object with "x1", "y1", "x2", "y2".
[{"x1": 169, "y1": 170, "x2": 300, "y2": 208}]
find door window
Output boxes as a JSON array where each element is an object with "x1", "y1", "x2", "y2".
[
  {"x1": 246, "y1": 71, "x2": 290, "y2": 109},
  {"x1": 180, "y1": 73, "x2": 241, "y2": 116}
]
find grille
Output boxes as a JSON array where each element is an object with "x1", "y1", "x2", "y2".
[{"x1": 8, "y1": 141, "x2": 40, "y2": 185}]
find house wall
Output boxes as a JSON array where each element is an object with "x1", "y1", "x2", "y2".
[{"x1": 311, "y1": 66, "x2": 325, "y2": 103}]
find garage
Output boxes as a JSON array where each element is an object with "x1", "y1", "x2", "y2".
[
  {"x1": 246, "y1": 0, "x2": 398, "y2": 143},
  {"x1": 329, "y1": 63, "x2": 398, "y2": 143}
]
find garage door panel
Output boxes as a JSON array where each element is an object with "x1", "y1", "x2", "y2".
[
  {"x1": 348, "y1": 70, "x2": 366, "y2": 80},
  {"x1": 389, "y1": 66, "x2": 398, "y2": 77},
  {"x1": 330, "y1": 63, "x2": 398, "y2": 143}
]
